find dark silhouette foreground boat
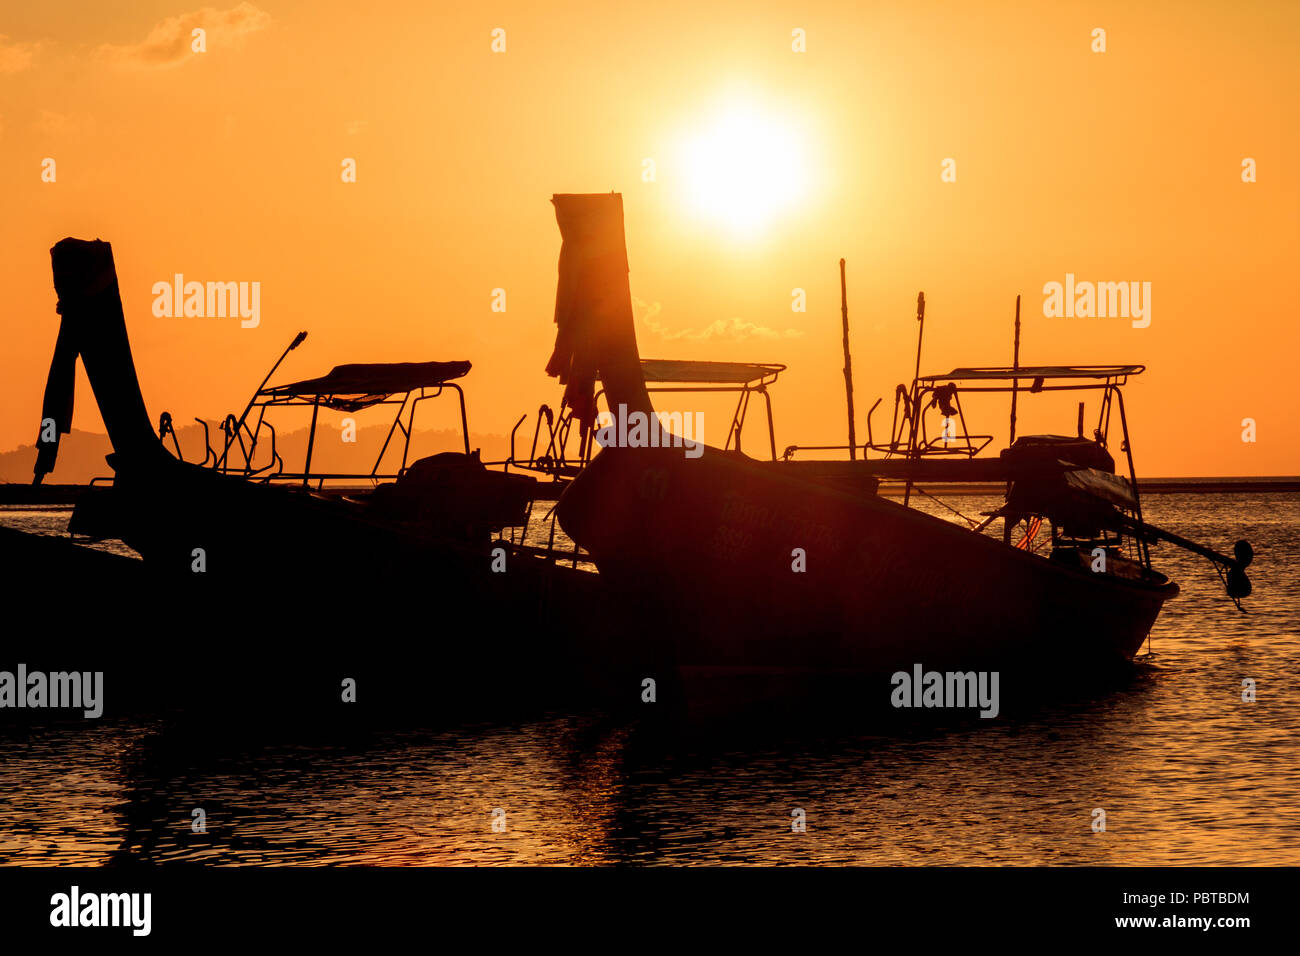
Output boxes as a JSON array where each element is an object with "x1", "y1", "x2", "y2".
[
  {"x1": 33, "y1": 238, "x2": 544, "y2": 565},
  {"x1": 15, "y1": 236, "x2": 645, "y2": 714},
  {"x1": 543, "y1": 193, "x2": 1254, "y2": 681},
  {"x1": 25, "y1": 239, "x2": 617, "y2": 684}
]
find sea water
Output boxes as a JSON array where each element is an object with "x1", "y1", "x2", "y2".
[{"x1": 0, "y1": 494, "x2": 1295, "y2": 865}]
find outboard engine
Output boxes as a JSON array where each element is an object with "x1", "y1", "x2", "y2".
[{"x1": 369, "y1": 451, "x2": 537, "y2": 545}]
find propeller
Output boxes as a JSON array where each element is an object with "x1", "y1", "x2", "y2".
[{"x1": 1226, "y1": 539, "x2": 1253, "y2": 599}]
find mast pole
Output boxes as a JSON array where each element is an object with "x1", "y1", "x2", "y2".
[
  {"x1": 911, "y1": 291, "x2": 926, "y2": 413},
  {"x1": 1009, "y1": 295, "x2": 1021, "y2": 446},
  {"x1": 1004, "y1": 295, "x2": 1022, "y2": 545},
  {"x1": 839, "y1": 259, "x2": 856, "y2": 460},
  {"x1": 903, "y1": 291, "x2": 925, "y2": 507}
]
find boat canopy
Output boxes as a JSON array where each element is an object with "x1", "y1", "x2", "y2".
[
  {"x1": 639, "y1": 359, "x2": 785, "y2": 385},
  {"x1": 918, "y1": 364, "x2": 1143, "y2": 383},
  {"x1": 264, "y1": 361, "x2": 471, "y2": 411}
]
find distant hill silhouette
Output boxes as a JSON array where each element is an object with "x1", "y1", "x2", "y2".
[{"x1": 0, "y1": 423, "x2": 514, "y2": 485}]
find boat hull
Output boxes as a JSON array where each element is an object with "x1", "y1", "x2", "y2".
[{"x1": 556, "y1": 446, "x2": 1178, "y2": 676}]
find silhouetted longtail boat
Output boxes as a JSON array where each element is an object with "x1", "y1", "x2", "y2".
[
  {"x1": 543, "y1": 193, "x2": 1254, "y2": 678},
  {"x1": 31, "y1": 238, "x2": 586, "y2": 622}
]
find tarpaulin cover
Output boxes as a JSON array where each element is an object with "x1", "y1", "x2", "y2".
[
  {"x1": 266, "y1": 361, "x2": 470, "y2": 410},
  {"x1": 638, "y1": 359, "x2": 784, "y2": 385},
  {"x1": 920, "y1": 365, "x2": 1143, "y2": 382}
]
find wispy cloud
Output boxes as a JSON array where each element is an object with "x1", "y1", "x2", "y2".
[
  {"x1": 34, "y1": 110, "x2": 82, "y2": 136},
  {"x1": 633, "y1": 297, "x2": 803, "y2": 342},
  {"x1": 0, "y1": 35, "x2": 41, "y2": 74},
  {"x1": 96, "y1": 3, "x2": 271, "y2": 70}
]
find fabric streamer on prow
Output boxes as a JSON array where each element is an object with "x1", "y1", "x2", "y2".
[{"x1": 545, "y1": 192, "x2": 652, "y2": 438}]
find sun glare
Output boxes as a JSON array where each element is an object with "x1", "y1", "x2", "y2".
[{"x1": 677, "y1": 102, "x2": 811, "y2": 239}]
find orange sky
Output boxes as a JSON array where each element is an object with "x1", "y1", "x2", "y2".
[{"x1": 2, "y1": 0, "x2": 1297, "y2": 476}]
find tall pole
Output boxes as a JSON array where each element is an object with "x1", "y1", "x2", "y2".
[
  {"x1": 1004, "y1": 295, "x2": 1021, "y2": 545},
  {"x1": 903, "y1": 291, "x2": 925, "y2": 507},
  {"x1": 1009, "y1": 295, "x2": 1021, "y2": 447},
  {"x1": 909, "y1": 291, "x2": 926, "y2": 442},
  {"x1": 839, "y1": 259, "x2": 856, "y2": 460}
]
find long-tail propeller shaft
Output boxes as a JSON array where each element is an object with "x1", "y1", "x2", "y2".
[{"x1": 1121, "y1": 514, "x2": 1253, "y2": 605}]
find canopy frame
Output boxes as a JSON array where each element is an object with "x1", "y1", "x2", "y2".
[
  {"x1": 507, "y1": 359, "x2": 786, "y2": 478},
  {"x1": 217, "y1": 363, "x2": 471, "y2": 489},
  {"x1": 857, "y1": 363, "x2": 1153, "y2": 570}
]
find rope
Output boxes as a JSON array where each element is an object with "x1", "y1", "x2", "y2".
[
  {"x1": 911, "y1": 485, "x2": 980, "y2": 528},
  {"x1": 1208, "y1": 557, "x2": 1247, "y2": 613}
]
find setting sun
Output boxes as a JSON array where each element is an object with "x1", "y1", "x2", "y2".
[{"x1": 676, "y1": 101, "x2": 813, "y2": 239}]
